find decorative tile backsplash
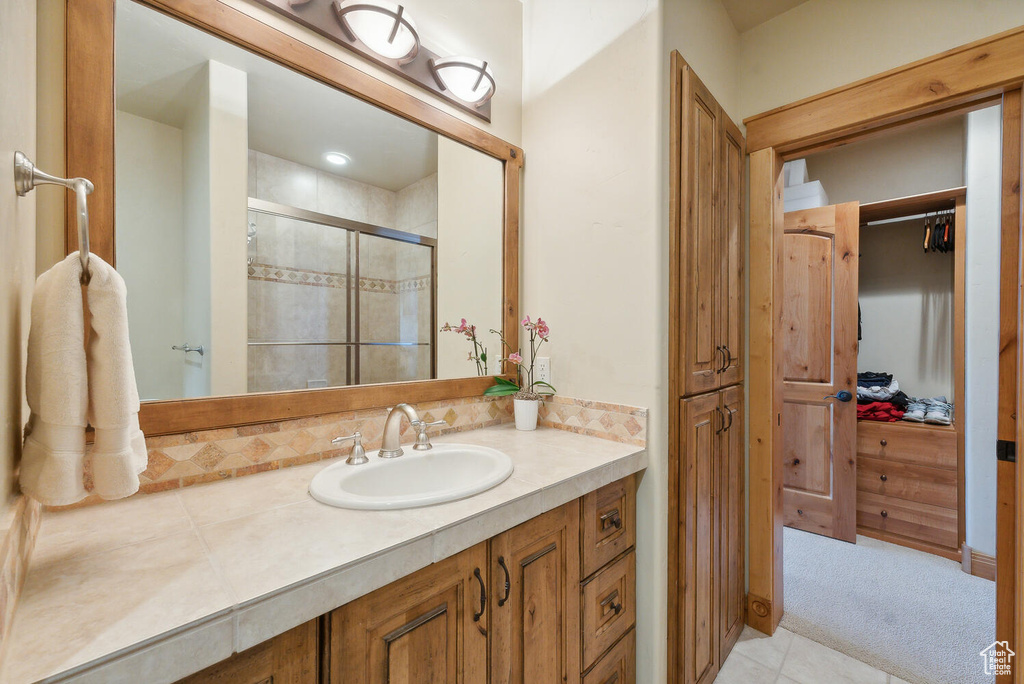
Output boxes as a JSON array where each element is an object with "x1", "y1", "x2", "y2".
[
  {"x1": 53, "y1": 395, "x2": 646, "y2": 510},
  {"x1": 538, "y1": 396, "x2": 647, "y2": 446},
  {"x1": 0, "y1": 495, "x2": 41, "y2": 659}
]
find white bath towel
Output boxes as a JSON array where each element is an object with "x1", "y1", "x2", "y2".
[
  {"x1": 85, "y1": 254, "x2": 148, "y2": 500},
  {"x1": 20, "y1": 253, "x2": 89, "y2": 506}
]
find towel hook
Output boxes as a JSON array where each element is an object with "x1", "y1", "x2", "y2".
[{"x1": 14, "y1": 151, "x2": 94, "y2": 284}]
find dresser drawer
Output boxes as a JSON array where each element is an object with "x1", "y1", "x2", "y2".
[
  {"x1": 583, "y1": 628, "x2": 635, "y2": 684},
  {"x1": 857, "y1": 491, "x2": 958, "y2": 549},
  {"x1": 857, "y1": 422, "x2": 957, "y2": 470},
  {"x1": 582, "y1": 552, "x2": 635, "y2": 671},
  {"x1": 581, "y1": 476, "x2": 636, "y2": 579},
  {"x1": 857, "y1": 456, "x2": 957, "y2": 509}
]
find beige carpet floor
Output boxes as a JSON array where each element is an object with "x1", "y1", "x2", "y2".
[{"x1": 781, "y1": 527, "x2": 996, "y2": 684}]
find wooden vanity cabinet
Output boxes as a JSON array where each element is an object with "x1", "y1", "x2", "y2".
[
  {"x1": 177, "y1": 482, "x2": 638, "y2": 684},
  {"x1": 490, "y1": 500, "x2": 582, "y2": 684},
  {"x1": 328, "y1": 541, "x2": 489, "y2": 684},
  {"x1": 177, "y1": 620, "x2": 319, "y2": 684}
]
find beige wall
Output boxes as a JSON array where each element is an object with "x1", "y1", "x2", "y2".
[
  {"x1": 436, "y1": 138, "x2": 503, "y2": 379},
  {"x1": 116, "y1": 111, "x2": 186, "y2": 401},
  {"x1": 738, "y1": 0, "x2": 1024, "y2": 120},
  {"x1": 803, "y1": 117, "x2": 965, "y2": 205},
  {"x1": 1, "y1": 0, "x2": 37, "y2": 510}
]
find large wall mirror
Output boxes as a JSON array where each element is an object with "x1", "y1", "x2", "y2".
[{"x1": 68, "y1": 0, "x2": 521, "y2": 433}]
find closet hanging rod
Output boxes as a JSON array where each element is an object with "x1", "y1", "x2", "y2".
[{"x1": 13, "y1": 151, "x2": 94, "y2": 283}]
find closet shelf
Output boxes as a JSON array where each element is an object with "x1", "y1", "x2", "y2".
[
  {"x1": 856, "y1": 418, "x2": 956, "y2": 432},
  {"x1": 859, "y1": 186, "x2": 966, "y2": 224}
]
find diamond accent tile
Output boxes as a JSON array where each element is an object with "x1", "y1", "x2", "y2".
[
  {"x1": 240, "y1": 437, "x2": 273, "y2": 463},
  {"x1": 140, "y1": 451, "x2": 175, "y2": 481},
  {"x1": 191, "y1": 443, "x2": 228, "y2": 471}
]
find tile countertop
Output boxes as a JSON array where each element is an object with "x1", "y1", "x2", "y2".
[{"x1": 1, "y1": 424, "x2": 647, "y2": 684}]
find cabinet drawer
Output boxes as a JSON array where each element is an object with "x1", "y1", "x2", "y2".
[
  {"x1": 857, "y1": 456, "x2": 957, "y2": 509},
  {"x1": 857, "y1": 491, "x2": 958, "y2": 549},
  {"x1": 583, "y1": 629, "x2": 635, "y2": 684},
  {"x1": 581, "y1": 476, "x2": 636, "y2": 579},
  {"x1": 582, "y1": 552, "x2": 635, "y2": 671},
  {"x1": 857, "y1": 422, "x2": 956, "y2": 469}
]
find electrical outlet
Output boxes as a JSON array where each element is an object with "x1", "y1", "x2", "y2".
[{"x1": 536, "y1": 356, "x2": 551, "y2": 385}]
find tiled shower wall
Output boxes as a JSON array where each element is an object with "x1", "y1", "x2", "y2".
[{"x1": 247, "y1": 151, "x2": 437, "y2": 391}]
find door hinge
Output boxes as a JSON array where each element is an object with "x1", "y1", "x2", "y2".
[{"x1": 997, "y1": 440, "x2": 1016, "y2": 463}]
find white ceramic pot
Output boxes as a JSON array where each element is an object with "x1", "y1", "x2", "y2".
[{"x1": 513, "y1": 398, "x2": 540, "y2": 431}]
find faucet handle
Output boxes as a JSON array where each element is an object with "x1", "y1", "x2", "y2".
[
  {"x1": 332, "y1": 431, "x2": 368, "y2": 465},
  {"x1": 413, "y1": 420, "x2": 448, "y2": 451}
]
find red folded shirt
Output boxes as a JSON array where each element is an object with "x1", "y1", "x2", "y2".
[{"x1": 857, "y1": 401, "x2": 905, "y2": 422}]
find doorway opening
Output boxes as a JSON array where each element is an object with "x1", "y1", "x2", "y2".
[{"x1": 778, "y1": 108, "x2": 1000, "y2": 684}]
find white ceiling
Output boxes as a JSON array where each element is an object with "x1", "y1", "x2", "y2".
[
  {"x1": 719, "y1": 0, "x2": 810, "y2": 33},
  {"x1": 115, "y1": 0, "x2": 437, "y2": 192}
]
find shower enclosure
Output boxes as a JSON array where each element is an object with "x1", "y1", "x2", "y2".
[{"x1": 246, "y1": 198, "x2": 435, "y2": 392}]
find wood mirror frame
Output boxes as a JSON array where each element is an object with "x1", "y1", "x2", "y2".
[{"x1": 66, "y1": 0, "x2": 522, "y2": 436}]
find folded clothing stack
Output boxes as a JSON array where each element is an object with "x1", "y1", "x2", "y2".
[{"x1": 856, "y1": 371, "x2": 910, "y2": 422}]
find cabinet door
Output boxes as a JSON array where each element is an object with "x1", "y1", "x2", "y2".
[
  {"x1": 677, "y1": 393, "x2": 721, "y2": 684},
  {"x1": 490, "y1": 500, "x2": 581, "y2": 684},
  {"x1": 677, "y1": 66, "x2": 723, "y2": 397},
  {"x1": 177, "y1": 620, "x2": 318, "y2": 684},
  {"x1": 329, "y1": 542, "x2": 488, "y2": 684},
  {"x1": 717, "y1": 118, "x2": 745, "y2": 387},
  {"x1": 718, "y1": 386, "x2": 745, "y2": 663}
]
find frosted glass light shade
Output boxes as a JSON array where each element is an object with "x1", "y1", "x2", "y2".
[
  {"x1": 430, "y1": 57, "x2": 496, "y2": 106},
  {"x1": 333, "y1": 0, "x2": 420, "y2": 64}
]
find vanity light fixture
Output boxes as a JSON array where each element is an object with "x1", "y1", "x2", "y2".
[
  {"x1": 325, "y1": 151, "x2": 351, "y2": 166},
  {"x1": 429, "y1": 56, "x2": 496, "y2": 106},
  {"x1": 332, "y1": 0, "x2": 420, "y2": 64},
  {"x1": 264, "y1": 0, "x2": 494, "y2": 121}
]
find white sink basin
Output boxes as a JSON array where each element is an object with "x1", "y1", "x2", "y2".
[{"x1": 309, "y1": 443, "x2": 513, "y2": 510}]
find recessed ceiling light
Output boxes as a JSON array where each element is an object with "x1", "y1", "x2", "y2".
[{"x1": 325, "y1": 152, "x2": 350, "y2": 166}]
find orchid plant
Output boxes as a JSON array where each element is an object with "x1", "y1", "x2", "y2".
[
  {"x1": 440, "y1": 318, "x2": 488, "y2": 376},
  {"x1": 485, "y1": 315, "x2": 557, "y2": 400}
]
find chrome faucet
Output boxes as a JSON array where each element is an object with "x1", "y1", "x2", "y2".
[{"x1": 379, "y1": 403, "x2": 422, "y2": 458}]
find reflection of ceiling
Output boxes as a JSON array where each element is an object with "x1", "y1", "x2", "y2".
[
  {"x1": 719, "y1": 0, "x2": 809, "y2": 33},
  {"x1": 115, "y1": 0, "x2": 437, "y2": 192}
]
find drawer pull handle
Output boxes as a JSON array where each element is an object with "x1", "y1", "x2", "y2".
[
  {"x1": 880, "y1": 474, "x2": 887, "y2": 482},
  {"x1": 600, "y1": 589, "x2": 622, "y2": 616},
  {"x1": 497, "y1": 556, "x2": 511, "y2": 607},
  {"x1": 880, "y1": 439, "x2": 888, "y2": 447},
  {"x1": 600, "y1": 509, "x2": 623, "y2": 531},
  {"x1": 602, "y1": 674, "x2": 620, "y2": 684},
  {"x1": 472, "y1": 568, "x2": 486, "y2": 622},
  {"x1": 880, "y1": 510, "x2": 888, "y2": 518}
]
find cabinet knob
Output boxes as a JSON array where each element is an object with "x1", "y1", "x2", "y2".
[
  {"x1": 880, "y1": 474, "x2": 887, "y2": 482},
  {"x1": 600, "y1": 589, "x2": 623, "y2": 616},
  {"x1": 880, "y1": 439, "x2": 888, "y2": 447},
  {"x1": 796, "y1": 509, "x2": 804, "y2": 516},
  {"x1": 600, "y1": 508, "x2": 623, "y2": 532},
  {"x1": 880, "y1": 510, "x2": 888, "y2": 518},
  {"x1": 793, "y1": 458, "x2": 801, "y2": 465}
]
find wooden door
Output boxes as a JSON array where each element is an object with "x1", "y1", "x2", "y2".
[
  {"x1": 781, "y1": 203, "x2": 859, "y2": 542},
  {"x1": 490, "y1": 500, "x2": 581, "y2": 684},
  {"x1": 329, "y1": 542, "x2": 488, "y2": 684},
  {"x1": 718, "y1": 119, "x2": 746, "y2": 388},
  {"x1": 718, "y1": 385, "x2": 745, "y2": 663},
  {"x1": 178, "y1": 621, "x2": 318, "y2": 684},
  {"x1": 678, "y1": 66, "x2": 723, "y2": 397},
  {"x1": 678, "y1": 392, "x2": 721, "y2": 684}
]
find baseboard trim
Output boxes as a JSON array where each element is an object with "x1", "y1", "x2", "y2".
[{"x1": 961, "y1": 544, "x2": 996, "y2": 581}]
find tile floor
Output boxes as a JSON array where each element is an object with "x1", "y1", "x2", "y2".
[{"x1": 720, "y1": 626, "x2": 910, "y2": 684}]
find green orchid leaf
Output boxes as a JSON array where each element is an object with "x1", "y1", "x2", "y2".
[
  {"x1": 483, "y1": 384, "x2": 520, "y2": 396},
  {"x1": 530, "y1": 380, "x2": 557, "y2": 395}
]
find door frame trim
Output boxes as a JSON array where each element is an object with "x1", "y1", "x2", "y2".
[{"x1": 744, "y1": 27, "x2": 1024, "y2": 661}]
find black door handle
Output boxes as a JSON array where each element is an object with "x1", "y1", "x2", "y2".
[
  {"x1": 824, "y1": 390, "x2": 853, "y2": 402},
  {"x1": 472, "y1": 568, "x2": 486, "y2": 622}
]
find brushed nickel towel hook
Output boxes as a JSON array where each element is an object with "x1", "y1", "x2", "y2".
[{"x1": 14, "y1": 151, "x2": 94, "y2": 283}]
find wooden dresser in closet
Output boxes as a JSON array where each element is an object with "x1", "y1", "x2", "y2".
[{"x1": 855, "y1": 421, "x2": 961, "y2": 560}]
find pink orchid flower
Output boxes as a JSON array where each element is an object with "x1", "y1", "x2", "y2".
[{"x1": 508, "y1": 352, "x2": 523, "y2": 364}]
